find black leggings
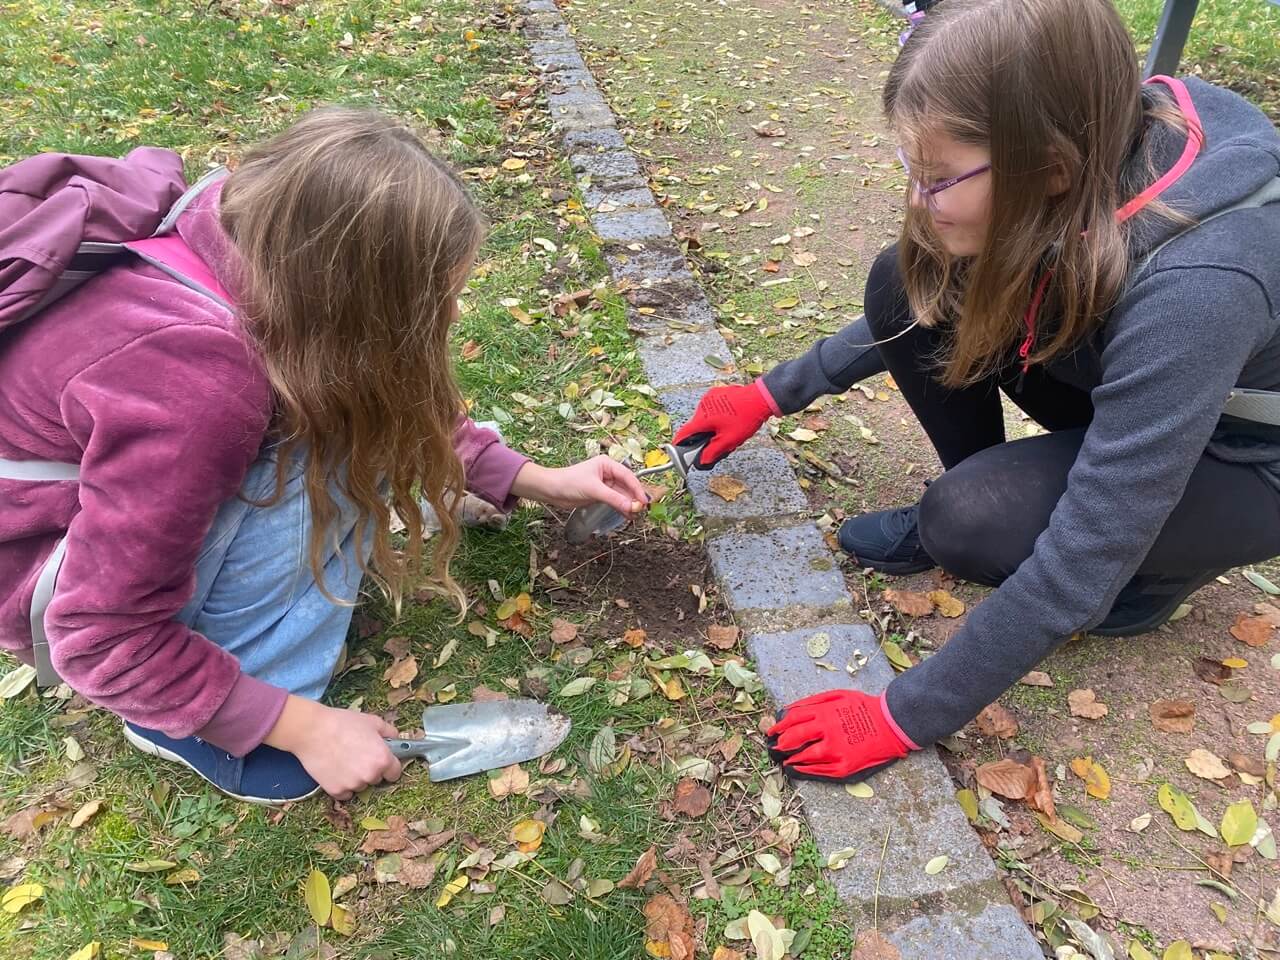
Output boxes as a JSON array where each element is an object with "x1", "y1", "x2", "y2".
[{"x1": 857, "y1": 246, "x2": 1280, "y2": 586}]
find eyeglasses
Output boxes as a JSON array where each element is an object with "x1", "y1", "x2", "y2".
[{"x1": 896, "y1": 147, "x2": 991, "y2": 208}]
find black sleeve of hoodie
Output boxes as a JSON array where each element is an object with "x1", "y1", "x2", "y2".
[
  {"x1": 886, "y1": 266, "x2": 1275, "y2": 746},
  {"x1": 761, "y1": 314, "x2": 888, "y2": 414}
]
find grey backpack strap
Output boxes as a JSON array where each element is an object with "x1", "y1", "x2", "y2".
[{"x1": 154, "y1": 166, "x2": 229, "y2": 236}]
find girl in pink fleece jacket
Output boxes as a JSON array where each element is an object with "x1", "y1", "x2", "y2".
[{"x1": 0, "y1": 108, "x2": 646, "y2": 804}]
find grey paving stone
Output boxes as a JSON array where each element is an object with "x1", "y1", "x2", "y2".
[
  {"x1": 887, "y1": 903, "x2": 1044, "y2": 960},
  {"x1": 591, "y1": 207, "x2": 673, "y2": 244},
  {"x1": 584, "y1": 185, "x2": 656, "y2": 211},
  {"x1": 606, "y1": 243, "x2": 688, "y2": 282},
  {"x1": 529, "y1": 41, "x2": 585, "y2": 73},
  {"x1": 561, "y1": 127, "x2": 627, "y2": 153},
  {"x1": 525, "y1": 0, "x2": 556, "y2": 10},
  {"x1": 707, "y1": 525, "x2": 848, "y2": 611},
  {"x1": 547, "y1": 88, "x2": 602, "y2": 112},
  {"x1": 549, "y1": 101, "x2": 617, "y2": 133},
  {"x1": 686, "y1": 446, "x2": 808, "y2": 520},
  {"x1": 570, "y1": 150, "x2": 641, "y2": 180},
  {"x1": 546, "y1": 68, "x2": 598, "y2": 94},
  {"x1": 656, "y1": 387, "x2": 708, "y2": 426},
  {"x1": 626, "y1": 298, "x2": 718, "y2": 336},
  {"x1": 525, "y1": 16, "x2": 569, "y2": 40},
  {"x1": 636, "y1": 329, "x2": 733, "y2": 389}
]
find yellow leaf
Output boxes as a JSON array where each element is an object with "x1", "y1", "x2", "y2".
[
  {"x1": 1, "y1": 882, "x2": 43, "y2": 914},
  {"x1": 501, "y1": 158, "x2": 527, "y2": 171},
  {"x1": 70, "y1": 798, "x2": 103, "y2": 829},
  {"x1": 882, "y1": 640, "x2": 912, "y2": 671},
  {"x1": 927, "y1": 590, "x2": 965, "y2": 618},
  {"x1": 1069, "y1": 756, "x2": 1111, "y2": 799},
  {"x1": 67, "y1": 944, "x2": 100, "y2": 960},
  {"x1": 514, "y1": 592, "x2": 532, "y2": 614},
  {"x1": 436, "y1": 873, "x2": 468, "y2": 909},
  {"x1": 128, "y1": 940, "x2": 169, "y2": 952},
  {"x1": 331, "y1": 903, "x2": 356, "y2": 936},
  {"x1": 506, "y1": 303, "x2": 532, "y2": 324},
  {"x1": 511, "y1": 818, "x2": 546, "y2": 853},
  {"x1": 164, "y1": 868, "x2": 200, "y2": 886},
  {"x1": 644, "y1": 449, "x2": 671, "y2": 469},
  {"x1": 1222, "y1": 657, "x2": 1248, "y2": 669},
  {"x1": 361, "y1": 816, "x2": 389, "y2": 831},
  {"x1": 305, "y1": 868, "x2": 332, "y2": 927},
  {"x1": 955, "y1": 789, "x2": 979, "y2": 823},
  {"x1": 1162, "y1": 942, "x2": 1192, "y2": 960},
  {"x1": 1127, "y1": 942, "x2": 1156, "y2": 960},
  {"x1": 845, "y1": 782, "x2": 874, "y2": 799},
  {"x1": 661, "y1": 676, "x2": 687, "y2": 701},
  {"x1": 707, "y1": 475, "x2": 748, "y2": 503}
]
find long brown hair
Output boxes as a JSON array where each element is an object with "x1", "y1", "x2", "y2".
[
  {"x1": 220, "y1": 108, "x2": 483, "y2": 610},
  {"x1": 885, "y1": 0, "x2": 1189, "y2": 386}
]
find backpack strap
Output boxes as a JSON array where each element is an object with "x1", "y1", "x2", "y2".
[{"x1": 124, "y1": 236, "x2": 232, "y2": 311}]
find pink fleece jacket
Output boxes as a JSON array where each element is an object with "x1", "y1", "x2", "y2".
[{"x1": 0, "y1": 185, "x2": 528, "y2": 755}]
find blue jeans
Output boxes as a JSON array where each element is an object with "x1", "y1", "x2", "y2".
[{"x1": 175, "y1": 448, "x2": 367, "y2": 701}]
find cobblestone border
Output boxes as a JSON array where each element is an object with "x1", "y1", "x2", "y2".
[{"x1": 518, "y1": 3, "x2": 1043, "y2": 956}]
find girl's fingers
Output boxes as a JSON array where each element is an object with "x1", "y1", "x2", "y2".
[{"x1": 598, "y1": 459, "x2": 648, "y2": 508}]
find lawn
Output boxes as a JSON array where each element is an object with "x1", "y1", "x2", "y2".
[{"x1": 0, "y1": 2, "x2": 850, "y2": 959}]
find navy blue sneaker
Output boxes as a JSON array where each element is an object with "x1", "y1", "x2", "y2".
[
  {"x1": 123, "y1": 723, "x2": 320, "y2": 806},
  {"x1": 1093, "y1": 569, "x2": 1226, "y2": 637},
  {"x1": 837, "y1": 502, "x2": 935, "y2": 575}
]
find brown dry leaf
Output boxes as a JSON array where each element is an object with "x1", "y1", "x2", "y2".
[
  {"x1": 1067, "y1": 688, "x2": 1108, "y2": 720},
  {"x1": 1020, "y1": 671, "x2": 1054, "y2": 687},
  {"x1": 975, "y1": 704, "x2": 1019, "y2": 739},
  {"x1": 1228, "y1": 752, "x2": 1265, "y2": 777},
  {"x1": 705, "y1": 625, "x2": 740, "y2": 650},
  {"x1": 488, "y1": 764, "x2": 529, "y2": 800},
  {"x1": 975, "y1": 759, "x2": 1036, "y2": 800},
  {"x1": 927, "y1": 590, "x2": 966, "y2": 618},
  {"x1": 384, "y1": 656, "x2": 418, "y2": 689},
  {"x1": 643, "y1": 894, "x2": 695, "y2": 960},
  {"x1": 1253, "y1": 601, "x2": 1280, "y2": 627},
  {"x1": 707, "y1": 475, "x2": 749, "y2": 503},
  {"x1": 617, "y1": 845, "x2": 658, "y2": 889},
  {"x1": 69, "y1": 799, "x2": 103, "y2": 830},
  {"x1": 711, "y1": 948, "x2": 746, "y2": 960},
  {"x1": 1185, "y1": 748, "x2": 1231, "y2": 781},
  {"x1": 382, "y1": 635, "x2": 411, "y2": 659},
  {"x1": 1069, "y1": 756, "x2": 1111, "y2": 800},
  {"x1": 1230, "y1": 613, "x2": 1273, "y2": 647},
  {"x1": 1204, "y1": 850, "x2": 1233, "y2": 882},
  {"x1": 550, "y1": 619, "x2": 579, "y2": 645},
  {"x1": 1026, "y1": 756, "x2": 1057, "y2": 822},
  {"x1": 470, "y1": 685, "x2": 509, "y2": 703},
  {"x1": 623, "y1": 628, "x2": 648, "y2": 648},
  {"x1": 670, "y1": 779, "x2": 712, "y2": 819},
  {"x1": 3, "y1": 807, "x2": 46, "y2": 840},
  {"x1": 1193, "y1": 656, "x2": 1232, "y2": 684},
  {"x1": 360, "y1": 816, "x2": 409, "y2": 854},
  {"x1": 460, "y1": 340, "x2": 483, "y2": 362},
  {"x1": 396, "y1": 858, "x2": 439, "y2": 889},
  {"x1": 1149, "y1": 699, "x2": 1195, "y2": 734},
  {"x1": 883, "y1": 588, "x2": 934, "y2": 617},
  {"x1": 851, "y1": 929, "x2": 903, "y2": 960}
]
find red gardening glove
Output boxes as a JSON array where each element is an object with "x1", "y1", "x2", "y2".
[
  {"x1": 766, "y1": 690, "x2": 918, "y2": 782},
  {"x1": 672, "y1": 380, "x2": 779, "y2": 469}
]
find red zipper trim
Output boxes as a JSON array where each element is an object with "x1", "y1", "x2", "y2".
[{"x1": 1020, "y1": 270, "x2": 1053, "y2": 372}]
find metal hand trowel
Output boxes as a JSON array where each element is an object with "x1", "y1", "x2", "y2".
[
  {"x1": 563, "y1": 438, "x2": 708, "y2": 545},
  {"x1": 384, "y1": 699, "x2": 571, "y2": 782}
]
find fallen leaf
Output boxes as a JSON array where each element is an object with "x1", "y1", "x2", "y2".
[
  {"x1": 2, "y1": 807, "x2": 46, "y2": 840},
  {"x1": 1129, "y1": 813, "x2": 1152, "y2": 833},
  {"x1": 541, "y1": 878, "x2": 573, "y2": 905},
  {"x1": 1027, "y1": 756, "x2": 1057, "y2": 821},
  {"x1": 705, "y1": 625, "x2": 739, "y2": 650},
  {"x1": 643, "y1": 894, "x2": 695, "y2": 960},
  {"x1": 66, "y1": 944, "x2": 100, "y2": 960},
  {"x1": 1020, "y1": 670, "x2": 1054, "y2": 687},
  {"x1": 712, "y1": 948, "x2": 746, "y2": 960},
  {"x1": 1244, "y1": 569, "x2": 1280, "y2": 595},
  {"x1": 1068, "y1": 688, "x2": 1109, "y2": 720},
  {"x1": 550, "y1": 619, "x2": 579, "y2": 645},
  {"x1": 624, "y1": 628, "x2": 648, "y2": 648},
  {"x1": 805, "y1": 631, "x2": 831, "y2": 659},
  {"x1": 512, "y1": 819, "x2": 546, "y2": 853},
  {"x1": 1228, "y1": 751, "x2": 1265, "y2": 777},
  {"x1": 165, "y1": 867, "x2": 200, "y2": 886},
  {"x1": 0, "y1": 664, "x2": 36, "y2": 699},
  {"x1": 69, "y1": 799, "x2": 103, "y2": 830},
  {"x1": 881, "y1": 640, "x2": 913, "y2": 671},
  {"x1": 559, "y1": 676, "x2": 597, "y2": 697},
  {"x1": 1185, "y1": 749, "x2": 1230, "y2": 781},
  {"x1": 1220, "y1": 800, "x2": 1258, "y2": 847},
  {"x1": 1070, "y1": 756, "x2": 1111, "y2": 800},
  {"x1": 617, "y1": 845, "x2": 658, "y2": 889},
  {"x1": 330, "y1": 903, "x2": 356, "y2": 935},
  {"x1": 128, "y1": 941, "x2": 169, "y2": 952},
  {"x1": 125, "y1": 859, "x2": 177, "y2": 873},
  {"x1": 845, "y1": 782, "x2": 874, "y2": 799},
  {"x1": 927, "y1": 590, "x2": 965, "y2": 617},
  {"x1": 1254, "y1": 601, "x2": 1280, "y2": 626},
  {"x1": 883, "y1": 588, "x2": 933, "y2": 617},
  {"x1": 435, "y1": 874, "x2": 468, "y2": 908},
  {"x1": 851, "y1": 928, "x2": 902, "y2": 959},
  {"x1": 1193, "y1": 656, "x2": 1232, "y2": 684},
  {"x1": 707, "y1": 475, "x2": 748, "y2": 503},
  {"x1": 1149, "y1": 699, "x2": 1195, "y2": 734},
  {"x1": 975, "y1": 759, "x2": 1036, "y2": 800},
  {"x1": 924, "y1": 855, "x2": 949, "y2": 875},
  {"x1": 976, "y1": 704, "x2": 1018, "y2": 739},
  {"x1": 671, "y1": 779, "x2": 712, "y2": 818},
  {"x1": 384, "y1": 656, "x2": 418, "y2": 689},
  {"x1": 1158, "y1": 782, "x2": 1216, "y2": 837},
  {"x1": 304, "y1": 869, "x2": 331, "y2": 927},
  {"x1": 1231, "y1": 613, "x2": 1273, "y2": 647},
  {"x1": 501, "y1": 157, "x2": 527, "y2": 171},
  {"x1": 1, "y1": 883, "x2": 43, "y2": 914},
  {"x1": 488, "y1": 764, "x2": 529, "y2": 799}
]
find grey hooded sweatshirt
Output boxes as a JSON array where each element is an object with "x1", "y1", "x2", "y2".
[{"x1": 761, "y1": 77, "x2": 1280, "y2": 746}]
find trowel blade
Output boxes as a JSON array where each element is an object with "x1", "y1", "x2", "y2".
[{"x1": 418, "y1": 699, "x2": 571, "y2": 782}]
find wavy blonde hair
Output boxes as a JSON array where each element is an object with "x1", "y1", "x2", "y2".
[
  {"x1": 220, "y1": 108, "x2": 483, "y2": 609},
  {"x1": 885, "y1": 0, "x2": 1190, "y2": 387}
]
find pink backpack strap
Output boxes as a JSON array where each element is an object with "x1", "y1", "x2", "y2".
[
  {"x1": 1114, "y1": 76, "x2": 1205, "y2": 224},
  {"x1": 123, "y1": 235, "x2": 233, "y2": 311}
]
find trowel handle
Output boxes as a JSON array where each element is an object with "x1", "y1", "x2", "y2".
[
  {"x1": 667, "y1": 437, "x2": 709, "y2": 477},
  {"x1": 385, "y1": 738, "x2": 431, "y2": 761}
]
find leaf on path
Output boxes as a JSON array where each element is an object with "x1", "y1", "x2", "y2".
[
  {"x1": 1220, "y1": 801, "x2": 1258, "y2": 847},
  {"x1": 706, "y1": 625, "x2": 740, "y2": 650},
  {"x1": 956, "y1": 789, "x2": 979, "y2": 823},
  {"x1": 1129, "y1": 813, "x2": 1152, "y2": 833},
  {"x1": 1185, "y1": 749, "x2": 1230, "y2": 781},
  {"x1": 1230, "y1": 613, "x2": 1273, "y2": 647},
  {"x1": 884, "y1": 588, "x2": 933, "y2": 617},
  {"x1": 851, "y1": 928, "x2": 902, "y2": 959},
  {"x1": 618, "y1": 845, "x2": 658, "y2": 889},
  {"x1": 1027, "y1": 756, "x2": 1057, "y2": 821},
  {"x1": 1163, "y1": 943, "x2": 1194, "y2": 960},
  {"x1": 1036, "y1": 811, "x2": 1084, "y2": 844},
  {"x1": 805, "y1": 631, "x2": 831, "y2": 659},
  {"x1": 976, "y1": 759, "x2": 1036, "y2": 800},
  {"x1": 488, "y1": 764, "x2": 529, "y2": 799},
  {"x1": 845, "y1": 782, "x2": 874, "y2": 799},
  {"x1": 1244, "y1": 568, "x2": 1280, "y2": 595},
  {"x1": 550, "y1": 619, "x2": 579, "y2": 645},
  {"x1": 924, "y1": 855, "x2": 949, "y2": 875},
  {"x1": 304, "y1": 869, "x2": 332, "y2": 927},
  {"x1": 881, "y1": 640, "x2": 913, "y2": 672},
  {"x1": 927, "y1": 590, "x2": 965, "y2": 617},
  {"x1": 624, "y1": 628, "x2": 649, "y2": 648},
  {"x1": 1253, "y1": 601, "x2": 1280, "y2": 626},
  {"x1": 1065, "y1": 918, "x2": 1116, "y2": 960},
  {"x1": 671, "y1": 779, "x2": 712, "y2": 818},
  {"x1": 708, "y1": 475, "x2": 748, "y2": 502},
  {"x1": 1020, "y1": 670, "x2": 1054, "y2": 687},
  {"x1": 1149, "y1": 699, "x2": 1195, "y2": 734},
  {"x1": 1158, "y1": 783, "x2": 1217, "y2": 837},
  {"x1": 975, "y1": 703, "x2": 1018, "y2": 738},
  {"x1": 1068, "y1": 688, "x2": 1109, "y2": 719},
  {"x1": 1069, "y1": 756, "x2": 1111, "y2": 800},
  {"x1": 747, "y1": 910, "x2": 794, "y2": 960},
  {"x1": 1193, "y1": 656, "x2": 1232, "y2": 684}
]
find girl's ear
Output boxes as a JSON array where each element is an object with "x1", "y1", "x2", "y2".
[{"x1": 1045, "y1": 153, "x2": 1071, "y2": 197}]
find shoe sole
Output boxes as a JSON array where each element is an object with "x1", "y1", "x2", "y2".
[
  {"x1": 1091, "y1": 570, "x2": 1224, "y2": 638},
  {"x1": 846, "y1": 555, "x2": 937, "y2": 576},
  {"x1": 122, "y1": 723, "x2": 319, "y2": 807}
]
